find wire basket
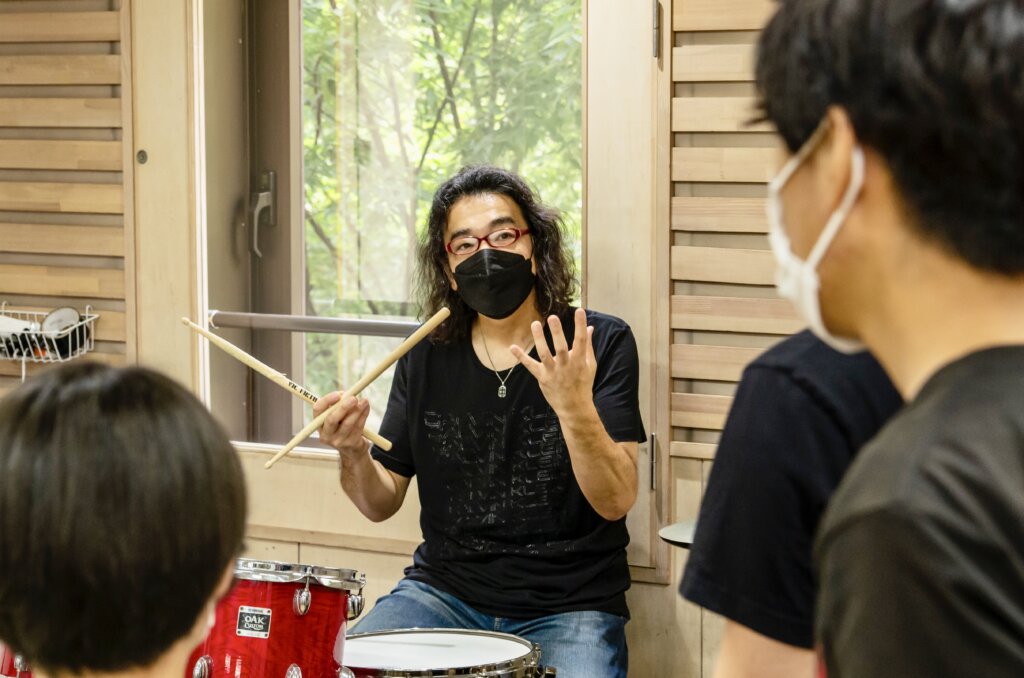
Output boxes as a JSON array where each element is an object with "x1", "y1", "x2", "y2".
[{"x1": 0, "y1": 304, "x2": 98, "y2": 379}]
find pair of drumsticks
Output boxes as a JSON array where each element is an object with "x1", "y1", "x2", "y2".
[{"x1": 181, "y1": 307, "x2": 450, "y2": 469}]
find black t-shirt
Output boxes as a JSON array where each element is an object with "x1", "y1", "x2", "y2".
[
  {"x1": 370, "y1": 308, "x2": 646, "y2": 619},
  {"x1": 815, "y1": 346, "x2": 1024, "y2": 677},
  {"x1": 680, "y1": 331, "x2": 902, "y2": 647}
]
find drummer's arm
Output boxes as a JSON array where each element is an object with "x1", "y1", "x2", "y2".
[
  {"x1": 339, "y1": 442, "x2": 411, "y2": 522},
  {"x1": 511, "y1": 309, "x2": 639, "y2": 521},
  {"x1": 314, "y1": 392, "x2": 410, "y2": 522}
]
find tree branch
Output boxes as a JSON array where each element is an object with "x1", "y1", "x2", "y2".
[{"x1": 417, "y1": 1, "x2": 481, "y2": 171}]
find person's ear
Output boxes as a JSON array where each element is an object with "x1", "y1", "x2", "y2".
[{"x1": 819, "y1": 106, "x2": 858, "y2": 210}]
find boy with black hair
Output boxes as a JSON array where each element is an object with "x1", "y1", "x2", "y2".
[
  {"x1": 0, "y1": 363, "x2": 247, "y2": 677},
  {"x1": 754, "y1": 0, "x2": 1024, "y2": 675}
]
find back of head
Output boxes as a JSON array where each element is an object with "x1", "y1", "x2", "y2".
[
  {"x1": 755, "y1": 0, "x2": 1024, "y2": 275},
  {"x1": 0, "y1": 362, "x2": 246, "y2": 673}
]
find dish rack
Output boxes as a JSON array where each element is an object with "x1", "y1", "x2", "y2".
[{"x1": 0, "y1": 303, "x2": 98, "y2": 382}]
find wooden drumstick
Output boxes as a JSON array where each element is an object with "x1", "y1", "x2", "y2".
[
  {"x1": 180, "y1": 317, "x2": 392, "y2": 451},
  {"x1": 265, "y1": 307, "x2": 451, "y2": 469}
]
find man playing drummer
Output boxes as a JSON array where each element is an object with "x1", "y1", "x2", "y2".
[{"x1": 314, "y1": 165, "x2": 644, "y2": 678}]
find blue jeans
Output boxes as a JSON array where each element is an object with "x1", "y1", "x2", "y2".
[{"x1": 348, "y1": 578, "x2": 628, "y2": 678}]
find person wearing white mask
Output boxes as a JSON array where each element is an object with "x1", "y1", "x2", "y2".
[
  {"x1": 0, "y1": 363, "x2": 246, "y2": 678},
  {"x1": 755, "y1": 1, "x2": 1024, "y2": 676}
]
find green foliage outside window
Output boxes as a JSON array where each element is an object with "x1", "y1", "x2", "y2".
[{"x1": 301, "y1": 0, "x2": 582, "y2": 419}]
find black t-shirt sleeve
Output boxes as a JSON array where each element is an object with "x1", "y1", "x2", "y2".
[
  {"x1": 680, "y1": 365, "x2": 849, "y2": 648},
  {"x1": 370, "y1": 352, "x2": 415, "y2": 478},
  {"x1": 816, "y1": 506, "x2": 983, "y2": 678},
  {"x1": 590, "y1": 319, "x2": 646, "y2": 443}
]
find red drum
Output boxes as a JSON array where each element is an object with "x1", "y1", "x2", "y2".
[
  {"x1": 0, "y1": 644, "x2": 31, "y2": 678},
  {"x1": 189, "y1": 559, "x2": 365, "y2": 678},
  {"x1": 343, "y1": 629, "x2": 555, "y2": 677}
]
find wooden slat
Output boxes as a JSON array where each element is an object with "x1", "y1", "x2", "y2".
[
  {"x1": 671, "y1": 343, "x2": 763, "y2": 382},
  {"x1": 672, "y1": 393, "x2": 734, "y2": 430},
  {"x1": 672, "y1": 296, "x2": 801, "y2": 335},
  {"x1": 0, "y1": 12, "x2": 120, "y2": 43},
  {"x1": 674, "y1": 0, "x2": 775, "y2": 31},
  {"x1": 670, "y1": 441, "x2": 717, "y2": 461},
  {"x1": 0, "y1": 223, "x2": 123, "y2": 257},
  {"x1": 0, "y1": 264, "x2": 124, "y2": 299},
  {"x1": 673, "y1": 44, "x2": 755, "y2": 82},
  {"x1": 0, "y1": 140, "x2": 121, "y2": 171},
  {"x1": 1, "y1": 306, "x2": 125, "y2": 342},
  {"x1": 0, "y1": 55, "x2": 120, "y2": 85},
  {"x1": 0, "y1": 351, "x2": 126, "y2": 379},
  {"x1": 672, "y1": 246, "x2": 775, "y2": 285},
  {"x1": 672, "y1": 197, "x2": 767, "y2": 233},
  {"x1": 0, "y1": 98, "x2": 121, "y2": 128},
  {"x1": 672, "y1": 147, "x2": 776, "y2": 183},
  {"x1": 0, "y1": 182, "x2": 123, "y2": 214},
  {"x1": 673, "y1": 97, "x2": 769, "y2": 133}
]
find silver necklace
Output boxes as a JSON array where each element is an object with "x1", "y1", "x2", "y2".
[{"x1": 480, "y1": 331, "x2": 526, "y2": 398}]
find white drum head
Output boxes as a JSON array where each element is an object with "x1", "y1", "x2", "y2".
[{"x1": 344, "y1": 629, "x2": 534, "y2": 671}]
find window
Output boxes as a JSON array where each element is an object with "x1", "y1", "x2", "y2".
[{"x1": 207, "y1": 0, "x2": 582, "y2": 440}]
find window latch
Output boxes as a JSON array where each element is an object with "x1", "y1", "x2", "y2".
[{"x1": 250, "y1": 170, "x2": 276, "y2": 258}]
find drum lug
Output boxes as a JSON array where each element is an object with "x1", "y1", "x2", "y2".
[
  {"x1": 346, "y1": 593, "x2": 364, "y2": 620},
  {"x1": 336, "y1": 669, "x2": 355, "y2": 678},
  {"x1": 192, "y1": 655, "x2": 213, "y2": 678},
  {"x1": 293, "y1": 584, "x2": 312, "y2": 616},
  {"x1": 13, "y1": 655, "x2": 27, "y2": 678},
  {"x1": 285, "y1": 664, "x2": 302, "y2": 678}
]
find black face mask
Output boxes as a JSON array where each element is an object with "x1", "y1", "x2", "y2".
[{"x1": 452, "y1": 249, "x2": 536, "y2": 319}]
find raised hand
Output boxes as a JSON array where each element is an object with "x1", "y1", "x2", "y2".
[
  {"x1": 312, "y1": 391, "x2": 371, "y2": 456},
  {"x1": 510, "y1": 307, "x2": 597, "y2": 416}
]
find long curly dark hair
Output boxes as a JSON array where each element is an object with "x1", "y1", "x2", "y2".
[{"x1": 418, "y1": 165, "x2": 578, "y2": 344}]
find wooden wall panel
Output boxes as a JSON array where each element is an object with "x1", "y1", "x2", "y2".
[
  {"x1": 671, "y1": 246, "x2": 775, "y2": 285},
  {"x1": 0, "y1": 55, "x2": 121, "y2": 85},
  {"x1": 0, "y1": 12, "x2": 120, "y2": 43},
  {"x1": 672, "y1": 147, "x2": 776, "y2": 183},
  {"x1": 674, "y1": 0, "x2": 774, "y2": 32},
  {"x1": 0, "y1": 140, "x2": 122, "y2": 171},
  {"x1": 672, "y1": 196, "x2": 767, "y2": 233},
  {"x1": 668, "y1": 3, "x2": 791, "y2": 673},
  {"x1": 672, "y1": 97, "x2": 768, "y2": 133},
  {"x1": 672, "y1": 296, "x2": 800, "y2": 334},
  {"x1": 0, "y1": 264, "x2": 124, "y2": 299},
  {"x1": 672, "y1": 344, "x2": 763, "y2": 382},
  {"x1": 0, "y1": 182, "x2": 123, "y2": 214},
  {"x1": 673, "y1": 44, "x2": 754, "y2": 82},
  {"x1": 0, "y1": 223, "x2": 123, "y2": 257},
  {"x1": 0, "y1": 1, "x2": 134, "y2": 381},
  {"x1": 0, "y1": 98, "x2": 121, "y2": 128}
]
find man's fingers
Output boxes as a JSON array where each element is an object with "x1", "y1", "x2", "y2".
[
  {"x1": 572, "y1": 308, "x2": 587, "y2": 352},
  {"x1": 313, "y1": 390, "x2": 341, "y2": 417},
  {"x1": 531, "y1": 321, "x2": 553, "y2": 363},
  {"x1": 548, "y1": 315, "x2": 569, "y2": 358}
]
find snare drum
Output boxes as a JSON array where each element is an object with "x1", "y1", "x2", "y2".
[
  {"x1": 343, "y1": 629, "x2": 555, "y2": 677},
  {"x1": 188, "y1": 559, "x2": 366, "y2": 678},
  {"x1": 0, "y1": 644, "x2": 31, "y2": 678}
]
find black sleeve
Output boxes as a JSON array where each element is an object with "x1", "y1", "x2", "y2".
[
  {"x1": 680, "y1": 365, "x2": 849, "y2": 648},
  {"x1": 370, "y1": 353, "x2": 415, "y2": 478},
  {"x1": 815, "y1": 506, "x2": 994, "y2": 678},
  {"x1": 590, "y1": 320, "x2": 646, "y2": 443}
]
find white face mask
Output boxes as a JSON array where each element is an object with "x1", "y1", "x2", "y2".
[{"x1": 767, "y1": 126, "x2": 867, "y2": 354}]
